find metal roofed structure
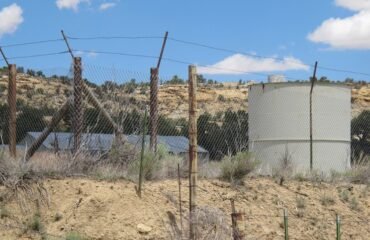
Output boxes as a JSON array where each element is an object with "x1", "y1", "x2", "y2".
[{"x1": 19, "y1": 132, "x2": 209, "y2": 160}]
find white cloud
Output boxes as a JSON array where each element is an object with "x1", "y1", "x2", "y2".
[
  {"x1": 99, "y1": 2, "x2": 116, "y2": 10},
  {"x1": 335, "y1": 0, "x2": 370, "y2": 11},
  {"x1": 56, "y1": 0, "x2": 89, "y2": 11},
  {"x1": 0, "y1": 4, "x2": 23, "y2": 38},
  {"x1": 75, "y1": 50, "x2": 98, "y2": 58},
  {"x1": 87, "y1": 51, "x2": 98, "y2": 57},
  {"x1": 197, "y1": 54, "x2": 309, "y2": 75},
  {"x1": 308, "y1": 0, "x2": 370, "y2": 49}
]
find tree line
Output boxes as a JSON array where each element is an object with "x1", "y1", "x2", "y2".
[
  {"x1": 0, "y1": 97, "x2": 369, "y2": 162},
  {"x1": 0, "y1": 101, "x2": 248, "y2": 159}
]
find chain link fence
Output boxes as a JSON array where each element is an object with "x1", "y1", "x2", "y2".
[
  {"x1": 0, "y1": 63, "x2": 370, "y2": 240},
  {"x1": 0, "y1": 64, "x2": 369, "y2": 174}
]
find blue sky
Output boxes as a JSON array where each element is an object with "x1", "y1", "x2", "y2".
[{"x1": 0, "y1": 0, "x2": 369, "y2": 83}]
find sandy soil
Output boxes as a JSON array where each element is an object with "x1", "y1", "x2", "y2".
[{"x1": 0, "y1": 177, "x2": 370, "y2": 239}]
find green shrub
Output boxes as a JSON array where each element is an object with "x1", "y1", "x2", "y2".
[
  {"x1": 220, "y1": 152, "x2": 258, "y2": 184},
  {"x1": 66, "y1": 232, "x2": 84, "y2": 240},
  {"x1": 339, "y1": 189, "x2": 350, "y2": 202},
  {"x1": 128, "y1": 145, "x2": 168, "y2": 181},
  {"x1": 349, "y1": 197, "x2": 360, "y2": 211},
  {"x1": 54, "y1": 213, "x2": 63, "y2": 222},
  {"x1": 296, "y1": 196, "x2": 306, "y2": 209},
  {"x1": 36, "y1": 88, "x2": 44, "y2": 94},
  {"x1": 0, "y1": 207, "x2": 10, "y2": 219},
  {"x1": 218, "y1": 95, "x2": 226, "y2": 102},
  {"x1": 29, "y1": 215, "x2": 43, "y2": 232}
]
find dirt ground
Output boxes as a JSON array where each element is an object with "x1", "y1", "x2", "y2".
[{"x1": 0, "y1": 177, "x2": 370, "y2": 239}]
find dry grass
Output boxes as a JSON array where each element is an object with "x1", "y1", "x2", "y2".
[
  {"x1": 320, "y1": 193, "x2": 336, "y2": 206},
  {"x1": 168, "y1": 206, "x2": 231, "y2": 240},
  {"x1": 272, "y1": 147, "x2": 294, "y2": 185},
  {"x1": 0, "y1": 151, "x2": 49, "y2": 212}
]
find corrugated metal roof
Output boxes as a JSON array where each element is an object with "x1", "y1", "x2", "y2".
[{"x1": 24, "y1": 132, "x2": 208, "y2": 154}]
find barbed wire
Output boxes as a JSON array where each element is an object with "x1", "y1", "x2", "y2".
[
  {"x1": 0, "y1": 35, "x2": 369, "y2": 79},
  {"x1": 0, "y1": 51, "x2": 69, "y2": 62},
  {"x1": 66, "y1": 35, "x2": 163, "y2": 40},
  {"x1": 75, "y1": 49, "x2": 299, "y2": 80},
  {"x1": 64, "y1": 34, "x2": 370, "y2": 78},
  {"x1": 0, "y1": 38, "x2": 64, "y2": 48}
]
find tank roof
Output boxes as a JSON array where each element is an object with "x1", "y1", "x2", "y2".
[{"x1": 250, "y1": 81, "x2": 351, "y2": 89}]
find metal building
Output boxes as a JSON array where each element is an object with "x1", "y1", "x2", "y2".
[
  {"x1": 248, "y1": 82, "x2": 351, "y2": 174},
  {"x1": 20, "y1": 132, "x2": 210, "y2": 160}
]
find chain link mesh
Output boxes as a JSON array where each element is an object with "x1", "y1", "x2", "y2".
[{"x1": 0, "y1": 64, "x2": 369, "y2": 172}]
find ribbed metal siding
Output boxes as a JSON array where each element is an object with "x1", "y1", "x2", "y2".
[{"x1": 248, "y1": 83, "x2": 351, "y2": 174}]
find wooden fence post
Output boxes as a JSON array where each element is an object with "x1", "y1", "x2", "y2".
[
  {"x1": 150, "y1": 67, "x2": 158, "y2": 153},
  {"x1": 8, "y1": 64, "x2": 17, "y2": 158},
  {"x1": 188, "y1": 65, "x2": 198, "y2": 240},
  {"x1": 73, "y1": 57, "x2": 83, "y2": 154},
  {"x1": 25, "y1": 99, "x2": 71, "y2": 161}
]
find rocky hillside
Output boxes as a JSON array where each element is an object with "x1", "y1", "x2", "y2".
[
  {"x1": 0, "y1": 74, "x2": 369, "y2": 119},
  {"x1": 1, "y1": 177, "x2": 370, "y2": 239}
]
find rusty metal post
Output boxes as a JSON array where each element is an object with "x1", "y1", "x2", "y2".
[
  {"x1": 73, "y1": 57, "x2": 83, "y2": 154},
  {"x1": 150, "y1": 67, "x2": 159, "y2": 152},
  {"x1": 188, "y1": 65, "x2": 198, "y2": 240},
  {"x1": 8, "y1": 64, "x2": 16, "y2": 158},
  {"x1": 231, "y1": 199, "x2": 245, "y2": 240},
  {"x1": 178, "y1": 163, "x2": 183, "y2": 236},
  {"x1": 310, "y1": 61, "x2": 318, "y2": 171}
]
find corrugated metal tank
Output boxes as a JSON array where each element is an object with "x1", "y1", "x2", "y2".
[{"x1": 248, "y1": 82, "x2": 351, "y2": 174}]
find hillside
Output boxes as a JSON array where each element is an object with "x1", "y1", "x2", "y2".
[
  {"x1": 0, "y1": 74, "x2": 370, "y2": 119},
  {"x1": 0, "y1": 177, "x2": 370, "y2": 239}
]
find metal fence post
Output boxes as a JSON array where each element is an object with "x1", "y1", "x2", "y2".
[
  {"x1": 309, "y1": 61, "x2": 318, "y2": 171},
  {"x1": 336, "y1": 214, "x2": 341, "y2": 240},
  {"x1": 231, "y1": 199, "x2": 245, "y2": 240},
  {"x1": 8, "y1": 64, "x2": 17, "y2": 158},
  {"x1": 150, "y1": 67, "x2": 158, "y2": 153},
  {"x1": 138, "y1": 108, "x2": 148, "y2": 198},
  {"x1": 189, "y1": 65, "x2": 198, "y2": 240},
  {"x1": 73, "y1": 57, "x2": 83, "y2": 154},
  {"x1": 284, "y1": 209, "x2": 289, "y2": 240}
]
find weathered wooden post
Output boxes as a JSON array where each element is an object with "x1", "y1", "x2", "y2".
[
  {"x1": 25, "y1": 99, "x2": 71, "y2": 161},
  {"x1": 73, "y1": 57, "x2": 83, "y2": 154},
  {"x1": 188, "y1": 65, "x2": 198, "y2": 240},
  {"x1": 149, "y1": 67, "x2": 158, "y2": 152},
  {"x1": 8, "y1": 64, "x2": 17, "y2": 158}
]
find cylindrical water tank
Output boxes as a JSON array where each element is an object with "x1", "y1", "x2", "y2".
[
  {"x1": 268, "y1": 75, "x2": 286, "y2": 83},
  {"x1": 248, "y1": 82, "x2": 351, "y2": 174}
]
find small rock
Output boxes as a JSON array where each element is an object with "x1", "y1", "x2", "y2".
[{"x1": 137, "y1": 223, "x2": 152, "y2": 234}]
